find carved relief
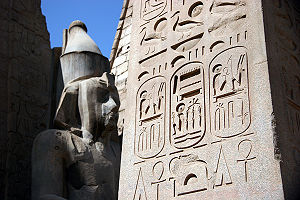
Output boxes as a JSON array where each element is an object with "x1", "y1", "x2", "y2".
[
  {"x1": 135, "y1": 76, "x2": 166, "y2": 159},
  {"x1": 169, "y1": 154, "x2": 208, "y2": 196},
  {"x1": 210, "y1": 40, "x2": 225, "y2": 52},
  {"x1": 213, "y1": 145, "x2": 232, "y2": 187},
  {"x1": 275, "y1": 0, "x2": 300, "y2": 143},
  {"x1": 170, "y1": 62, "x2": 205, "y2": 148},
  {"x1": 124, "y1": 0, "x2": 269, "y2": 198},
  {"x1": 140, "y1": 0, "x2": 168, "y2": 21},
  {"x1": 209, "y1": 46, "x2": 250, "y2": 138},
  {"x1": 151, "y1": 161, "x2": 166, "y2": 199},
  {"x1": 139, "y1": 18, "x2": 168, "y2": 59},
  {"x1": 171, "y1": 1, "x2": 205, "y2": 52},
  {"x1": 138, "y1": 71, "x2": 150, "y2": 81},
  {"x1": 133, "y1": 168, "x2": 148, "y2": 200},
  {"x1": 208, "y1": 0, "x2": 247, "y2": 35},
  {"x1": 237, "y1": 140, "x2": 256, "y2": 182}
]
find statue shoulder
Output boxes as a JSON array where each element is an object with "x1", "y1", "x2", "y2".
[{"x1": 33, "y1": 129, "x2": 72, "y2": 156}]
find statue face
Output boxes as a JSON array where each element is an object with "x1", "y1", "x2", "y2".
[
  {"x1": 55, "y1": 72, "x2": 120, "y2": 139},
  {"x1": 99, "y1": 81, "x2": 120, "y2": 132},
  {"x1": 78, "y1": 73, "x2": 120, "y2": 138}
]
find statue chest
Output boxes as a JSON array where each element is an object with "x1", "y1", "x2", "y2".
[
  {"x1": 63, "y1": 135, "x2": 118, "y2": 199},
  {"x1": 65, "y1": 141, "x2": 117, "y2": 200},
  {"x1": 67, "y1": 144, "x2": 115, "y2": 189}
]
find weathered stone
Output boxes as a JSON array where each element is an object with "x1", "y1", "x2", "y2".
[
  {"x1": 110, "y1": 2, "x2": 133, "y2": 139},
  {"x1": 115, "y1": 61, "x2": 129, "y2": 75},
  {"x1": 119, "y1": 34, "x2": 131, "y2": 47},
  {"x1": 116, "y1": 71, "x2": 128, "y2": 83},
  {"x1": 113, "y1": 54, "x2": 127, "y2": 67},
  {"x1": 0, "y1": 0, "x2": 52, "y2": 199},
  {"x1": 118, "y1": 0, "x2": 300, "y2": 199}
]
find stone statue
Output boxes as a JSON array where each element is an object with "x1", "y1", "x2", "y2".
[{"x1": 32, "y1": 21, "x2": 121, "y2": 200}]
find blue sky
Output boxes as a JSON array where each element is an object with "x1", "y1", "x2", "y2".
[{"x1": 41, "y1": 0, "x2": 124, "y2": 58}]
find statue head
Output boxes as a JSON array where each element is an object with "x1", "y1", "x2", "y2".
[
  {"x1": 78, "y1": 72, "x2": 120, "y2": 141},
  {"x1": 55, "y1": 20, "x2": 120, "y2": 142},
  {"x1": 54, "y1": 72, "x2": 120, "y2": 142}
]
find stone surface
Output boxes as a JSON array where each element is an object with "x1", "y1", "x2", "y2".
[
  {"x1": 110, "y1": 0, "x2": 133, "y2": 137},
  {"x1": 262, "y1": 0, "x2": 300, "y2": 199},
  {"x1": 0, "y1": 0, "x2": 52, "y2": 199},
  {"x1": 32, "y1": 21, "x2": 121, "y2": 200},
  {"x1": 118, "y1": 0, "x2": 300, "y2": 199}
]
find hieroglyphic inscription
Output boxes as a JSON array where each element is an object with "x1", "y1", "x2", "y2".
[
  {"x1": 214, "y1": 145, "x2": 232, "y2": 187},
  {"x1": 135, "y1": 76, "x2": 166, "y2": 159},
  {"x1": 169, "y1": 154, "x2": 208, "y2": 196},
  {"x1": 237, "y1": 139, "x2": 256, "y2": 182},
  {"x1": 272, "y1": 2, "x2": 300, "y2": 196},
  {"x1": 170, "y1": 1, "x2": 205, "y2": 52},
  {"x1": 139, "y1": 18, "x2": 168, "y2": 59},
  {"x1": 133, "y1": 168, "x2": 148, "y2": 200},
  {"x1": 209, "y1": 46, "x2": 250, "y2": 138},
  {"x1": 151, "y1": 161, "x2": 166, "y2": 199},
  {"x1": 139, "y1": 0, "x2": 169, "y2": 62},
  {"x1": 124, "y1": 0, "x2": 263, "y2": 199},
  {"x1": 208, "y1": 0, "x2": 247, "y2": 35},
  {"x1": 170, "y1": 62, "x2": 205, "y2": 148},
  {"x1": 141, "y1": 0, "x2": 168, "y2": 21},
  {"x1": 275, "y1": 0, "x2": 300, "y2": 143}
]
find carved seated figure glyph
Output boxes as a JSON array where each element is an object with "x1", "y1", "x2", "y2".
[{"x1": 32, "y1": 21, "x2": 121, "y2": 200}]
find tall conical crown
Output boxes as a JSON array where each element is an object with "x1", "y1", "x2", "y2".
[
  {"x1": 60, "y1": 20, "x2": 110, "y2": 85},
  {"x1": 62, "y1": 20, "x2": 102, "y2": 55}
]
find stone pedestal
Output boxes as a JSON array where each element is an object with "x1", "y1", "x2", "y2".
[{"x1": 119, "y1": 0, "x2": 300, "y2": 199}]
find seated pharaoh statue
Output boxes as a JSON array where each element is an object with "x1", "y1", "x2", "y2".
[{"x1": 32, "y1": 21, "x2": 121, "y2": 200}]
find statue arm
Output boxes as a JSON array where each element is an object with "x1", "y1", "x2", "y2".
[{"x1": 32, "y1": 130, "x2": 67, "y2": 200}]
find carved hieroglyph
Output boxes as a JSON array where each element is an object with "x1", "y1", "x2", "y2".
[
  {"x1": 170, "y1": 62, "x2": 205, "y2": 148},
  {"x1": 119, "y1": 0, "x2": 290, "y2": 199},
  {"x1": 135, "y1": 76, "x2": 166, "y2": 158},
  {"x1": 209, "y1": 46, "x2": 250, "y2": 138},
  {"x1": 140, "y1": 0, "x2": 168, "y2": 21}
]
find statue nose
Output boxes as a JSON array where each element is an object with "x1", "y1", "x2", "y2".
[
  {"x1": 103, "y1": 96, "x2": 118, "y2": 115},
  {"x1": 109, "y1": 96, "x2": 118, "y2": 113}
]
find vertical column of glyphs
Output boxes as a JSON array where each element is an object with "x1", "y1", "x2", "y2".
[
  {"x1": 130, "y1": 0, "x2": 258, "y2": 199},
  {"x1": 134, "y1": 0, "x2": 169, "y2": 160}
]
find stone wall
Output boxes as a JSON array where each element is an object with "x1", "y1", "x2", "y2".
[
  {"x1": 0, "y1": 0, "x2": 52, "y2": 199},
  {"x1": 263, "y1": 0, "x2": 300, "y2": 199},
  {"x1": 0, "y1": 1, "x2": 10, "y2": 198},
  {"x1": 118, "y1": 0, "x2": 300, "y2": 199},
  {"x1": 110, "y1": 0, "x2": 133, "y2": 136}
]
